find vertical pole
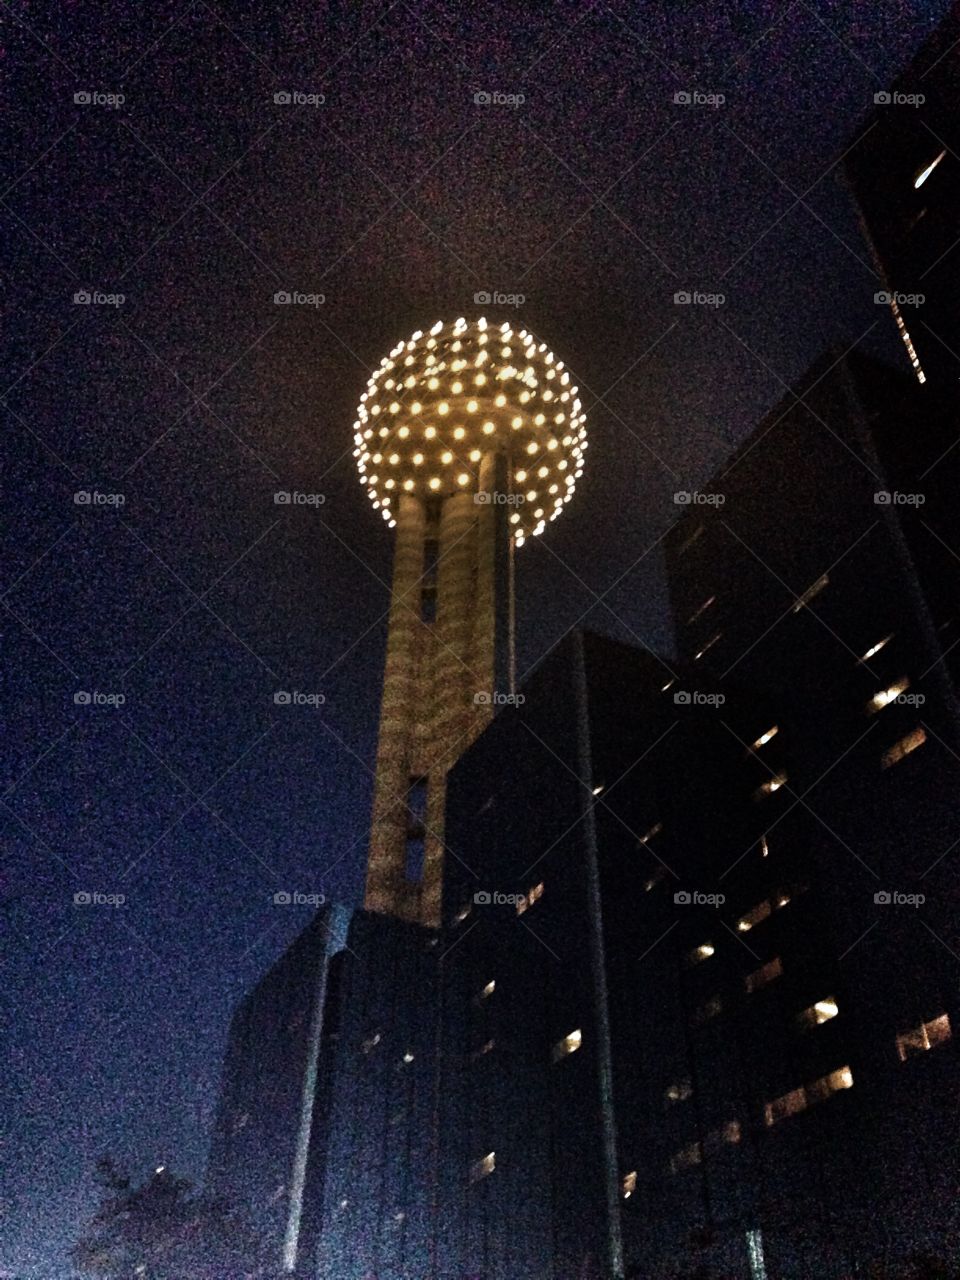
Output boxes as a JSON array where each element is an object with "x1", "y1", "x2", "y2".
[
  {"x1": 366, "y1": 495, "x2": 426, "y2": 920},
  {"x1": 420, "y1": 490, "x2": 477, "y2": 927}
]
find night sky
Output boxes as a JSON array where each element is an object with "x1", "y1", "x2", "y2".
[{"x1": 2, "y1": 1, "x2": 952, "y2": 1272}]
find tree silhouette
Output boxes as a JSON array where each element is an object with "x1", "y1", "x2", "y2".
[{"x1": 72, "y1": 1156, "x2": 272, "y2": 1280}]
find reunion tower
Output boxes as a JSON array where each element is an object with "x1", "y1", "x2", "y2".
[{"x1": 353, "y1": 316, "x2": 587, "y2": 927}]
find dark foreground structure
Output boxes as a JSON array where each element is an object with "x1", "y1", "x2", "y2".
[{"x1": 210, "y1": 341, "x2": 960, "y2": 1280}]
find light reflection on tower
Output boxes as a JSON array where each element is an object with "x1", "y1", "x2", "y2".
[{"x1": 355, "y1": 316, "x2": 586, "y2": 926}]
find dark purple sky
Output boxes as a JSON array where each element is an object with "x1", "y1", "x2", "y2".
[{"x1": 2, "y1": 1, "x2": 952, "y2": 1272}]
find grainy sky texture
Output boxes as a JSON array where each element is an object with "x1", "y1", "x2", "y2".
[{"x1": 2, "y1": 1, "x2": 953, "y2": 1272}]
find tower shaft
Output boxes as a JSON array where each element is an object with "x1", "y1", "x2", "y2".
[{"x1": 365, "y1": 466, "x2": 502, "y2": 927}]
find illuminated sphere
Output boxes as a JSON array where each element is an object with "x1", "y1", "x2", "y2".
[{"x1": 353, "y1": 316, "x2": 586, "y2": 544}]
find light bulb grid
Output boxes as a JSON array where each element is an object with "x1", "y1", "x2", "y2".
[{"x1": 353, "y1": 318, "x2": 586, "y2": 542}]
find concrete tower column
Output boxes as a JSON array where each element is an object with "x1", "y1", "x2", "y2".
[
  {"x1": 365, "y1": 494, "x2": 426, "y2": 919},
  {"x1": 420, "y1": 490, "x2": 478, "y2": 927}
]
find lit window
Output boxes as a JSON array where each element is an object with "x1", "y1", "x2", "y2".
[
  {"x1": 668, "y1": 1141, "x2": 702, "y2": 1173},
  {"x1": 479, "y1": 980, "x2": 495, "y2": 999},
  {"x1": 797, "y1": 997, "x2": 839, "y2": 1030},
  {"x1": 760, "y1": 834, "x2": 770, "y2": 858},
  {"x1": 401, "y1": 1051, "x2": 415, "y2": 1064},
  {"x1": 791, "y1": 573, "x2": 829, "y2": 612},
  {"x1": 882, "y1": 727, "x2": 926, "y2": 769},
  {"x1": 661, "y1": 678, "x2": 676, "y2": 692},
  {"x1": 639, "y1": 822, "x2": 662, "y2": 844},
  {"x1": 896, "y1": 1013, "x2": 951, "y2": 1061},
  {"x1": 686, "y1": 943, "x2": 716, "y2": 966},
  {"x1": 736, "y1": 900, "x2": 772, "y2": 932},
  {"x1": 687, "y1": 595, "x2": 716, "y2": 624},
  {"x1": 765, "y1": 1066, "x2": 853, "y2": 1126},
  {"x1": 591, "y1": 783, "x2": 605, "y2": 796},
  {"x1": 745, "y1": 957, "x2": 783, "y2": 992},
  {"x1": 914, "y1": 148, "x2": 946, "y2": 189},
  {"x1": 694, "y1": 632, "x2": 722, "y2": 661},
  {"x1": 643, "y1": 867, "x2": 667, "y2": 892},
  {"x1": 622, "y1": 1170, "x2": 637, "y2": 1199},
  {"x1": 665, "y1": 1078, "x2": 693, "y2": 1104},
  {"x1": 887, "y1": 294, "x2": 927, "y2": 383},
  {"x1": 861, "y1": 633, "x2": 893, "y2": 662},
  {"x1": 361, "y1": 1033, "x2": 382, "y2": 1054},
  {"x1": 750, "y1": 726, "x2": 779, "y2": 751},
  {"x1": 867, "y1": 677, "x2": 910, "y2": 714},
  {"x1": 472, "y1": 1038, "x2": 495, "y2": 1059},
  {"x1": 755, "y1": 772, "x2": 788, "y2": 800},
  {"x1": 705, "y1": 1120, "x2": 741, "y2": 1149},
  {"x1": 690, "y1": 995, "x2": 723, "y2": 1026},
  {"x1": 452, "y1": 902, "x2": 471, "y2": 925},
  {"x1": 552, "y1": 1028, "x2": 582, "y2": 1063},
  {"x1": 517, "y1": 881, "x2": 545, "y2": 914},
  {"x1": 764, "y1": 1085, "x2": 806, "y2": 1126},
  {"x1": 470, "y1": 1152, "x2": 496, "y2": 1182}
]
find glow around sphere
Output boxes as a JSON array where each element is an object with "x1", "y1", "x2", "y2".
[{"x1": 353, "y1": 317, "x2": 586, "y2": 544}]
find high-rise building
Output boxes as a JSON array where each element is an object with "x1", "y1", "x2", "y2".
[
  {"x1": 844, "y1": 3, "x2": 960, "y2": 392},
  {"x1": 354, "y1": 317, "x2": 586, "y2": 927}
]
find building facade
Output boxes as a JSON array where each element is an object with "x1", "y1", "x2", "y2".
[{"x1": 844, "y1": 2, "x2": 960, "y2": 393}]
